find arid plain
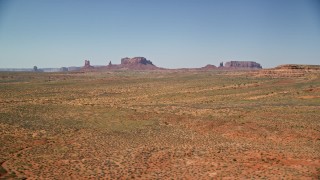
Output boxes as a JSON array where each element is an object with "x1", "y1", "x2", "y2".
[{"x1": 0, "y1": 67, "x2": 319, "y2": 179}]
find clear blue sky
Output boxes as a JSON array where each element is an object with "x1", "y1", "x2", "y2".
[{"x1": 0, "y1": 0, "x2": 319, "y2": 68}]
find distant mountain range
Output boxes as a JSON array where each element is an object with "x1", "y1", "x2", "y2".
[{"x1": 0, "y1": 57, "x2": 278, "y2": 72}]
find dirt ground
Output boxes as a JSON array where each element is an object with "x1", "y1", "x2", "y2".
[{"x1": 0, "y1": 69, "x2": 319, "y2": 179}]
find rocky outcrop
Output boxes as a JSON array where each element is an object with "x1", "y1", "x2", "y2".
[
  {"x1": 224, "y1": 61, "x2": 262, "y2": 69},
  {"x1": 103, "y1": 57, "x2": 159, "y2": 70},
  {"x1": 275, "y1": 64, "x2": 320, "y2": 70},
  {"x1": 83, "y1": 60, "x2": 94, "y2": 69},
  {"x1": 121, "y1": 57, "x2": 154, "y2": 66},
  {"x1": 119, "y1": 57, "x2": 158, "y2": 70},
  {"x1": 249, "y1": 64, "x2": 319, "y2": 78},
  {"x1": 201, "y1": 64, "x2": 217, "y2": 70}
]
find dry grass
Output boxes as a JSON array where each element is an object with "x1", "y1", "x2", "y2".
[{"x1": 0, "y1": 69, "x2": 319, "y2": 179}]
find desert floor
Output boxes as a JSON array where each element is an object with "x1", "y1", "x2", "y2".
[{"x1": 0, "y1": 69, "x2": 319, "y2": 179}]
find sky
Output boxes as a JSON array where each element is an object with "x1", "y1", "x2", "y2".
[{"x1": 0, "y1": 0, "x2": 319, "y2": 68}]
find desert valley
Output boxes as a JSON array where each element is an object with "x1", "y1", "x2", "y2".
[{"x1": 0, "y1": 59, "x2": 319, "y2": 179}]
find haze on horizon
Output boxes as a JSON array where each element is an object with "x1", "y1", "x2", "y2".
[{"x1": 0, "y1": 0, "x2": 319, "y2": 69}]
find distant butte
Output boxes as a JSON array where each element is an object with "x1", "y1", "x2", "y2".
[
  {"x1": 82, "y1": 60, "x2": 94, "y2": 70},
  {"x1": 82, "y1": 57, "x2": 160, "y2": 71},
  {"x1": 81, "y1": 58, "x2": 265, "y2": 71},
  {"x1": 223, "y1": 61, "x2": 262, "y2": 69},
  {"x1": 118, "y1": 57, "x2": 159, "y2": 70},
  {"x1": 200, "y1": 64, "x2": 217, "y2": 70},
  {"x1": 275, "y1": 64, "x2": 320, "y2": 70}
]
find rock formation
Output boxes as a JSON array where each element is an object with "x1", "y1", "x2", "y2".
[
  {"x1": 121, "y1": 57, "x2": 154, "y2": 66},
  {"x1": 119, "y1": 57, "x2": 158, "y2": 70},
  {"x1": 224, "y1": 61, "x2": 262, "y2": 69},
  {"x1": 251, "y1": 64, "x2": 320, "y2": 78},
  {"x1": 84, "y1": 60, "x2": 90, "y2": 67},
  {"x1": 102, "y1": 57, "x2": 159, "y2": 70},
  {"x1": 275, "y1": 64, "x2": 320, "y2": 70},
  {"x1": 201, "y1": 64, "x2": 217, "y2": 70},
  {"x1": 83, "y1": 60, "x2": 94, "y2": 69}
]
